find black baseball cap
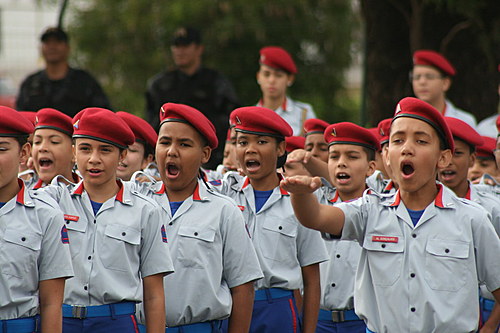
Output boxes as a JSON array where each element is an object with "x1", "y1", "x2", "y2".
[
  {"x1": 171, "y1": 27, "x2": 201, "y2": 46},
  {"x1": 41, "y1": 27, "x2": 69, "y2": 43}
]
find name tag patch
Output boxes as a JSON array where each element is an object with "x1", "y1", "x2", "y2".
[
  {"x1": 372, "y1": 236, "x2": 399, "y2": 243},
  {"x1": 64, "y1": 214, "x2": 79, "y2": 222}
]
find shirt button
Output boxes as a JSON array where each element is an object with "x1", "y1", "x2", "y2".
[
  {"x1": 331, "y1": 283, "x2": 336, "y2": 287},
  {"x1": 66, "y1": 221, "x2": 70, "y2": 224},
  {"x1": 21, "y1": 237, "x2": 26, "y2": 242},
  {"x1": 336, "y1": 254, "x2": 341, "y2": 258},
  {"x1": 412, "y1": 233, "x2": 417, "y2": 238},
  {"x1": 410, "y1": 307, "x2": 416, "y2": 312},
  {"x1": 410, "y1": 273, "x2": 415, "y2": 278},
  {"x1": 445, "y1": 248, "x2": 450, "y2": 253},
  {"x1": 122, "y1": 232, "x2": 126, "y2": 236},
  {"x1": 381, "y1": 244, "x2": 386, "y2": 248},
  {"x1": 93, "y1": 220, "x2": 96, "y2": 224},
  {"x1": 84, "y1": 286, "x2": 88, "y2": 291},
  {"x1": 278, "y1": 226, "x2": 283, "y2": 230},
  {"x1": 194, "y1": 232, "x2": 198, "y2": 236},
  {"x1": 169, "y1": 222, "x2": 173, "y2": 226},
  {"x1": 88, "y1": 256, "x2": 92, "y2": 260}
]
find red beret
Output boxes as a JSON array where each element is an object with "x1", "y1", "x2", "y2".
[
  {"x1": 393, "y1": 97, "x2": 455, "y2": 152},
  {"x1": 159, "y1": 103, "x2": 218, "y2": 149},
  {"x1": 476, "y1": 136, "x2": 496, "y2": 159},
  {"x1": 73, "y1": 108, "x2": 135, "y2": 149},
  {"x1": 285, "y1": 136, "x2": 306, "y2": 153},
  {"x1": 304, "y1": 118, "x2": 329, "y2": 136},
  {"x1": 231, "y1": 106, "x2": 293, "y2": 138},
  {"x1": 19, "y1": 111, "x2": 37, "y2": 127},
  {"x1": 259, "y1": 46, "x2": 297, "y2": 74},
  {"x1": 444, "y1": 117, "x2": 483, "y2": 148},
  {"x1": 413, "y1": 50, "x2": 456, "y2": 76},
  {"x1": 324, "y1": 122, "x2": 381, "y2": 151},
  {"x1": 377, "y1": 118, "x2": 392, "y2": 146},
  {"x1": 0, "y1": 107, "x2": 35, "y2": 137},
  {"x1": 35, "y1": 108, "x2": 73, "y2": 136},
  {"x1": 116, "y1": 112, "x2": 157, "y2": 149}
]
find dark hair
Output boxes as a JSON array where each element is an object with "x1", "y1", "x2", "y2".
[
  {"x1": 143, "y1": 143, "x2": 155, "y2": 160},
  {"x1": 362, "y1": 147, "x2": 376, "y2": 161},
  {"x1": 15, "y1": 136, "x2": 29, "y2": 148},
  {"x1": 454, "y1": 137, "x2": 475, "y2": 154}
]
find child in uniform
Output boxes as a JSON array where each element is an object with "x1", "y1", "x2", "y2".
[
  {"x1": 42, "y1": 107, "x2": 174, "y2": 333},
  {"x1": 0, "y1": 106, "x2": 73, "y2": 332},
  {"x1": 281, "y1": 97, "x2": 500, "y2": 332},
  {"x1": 137, "y1": 103, "x2": 263, "y2": 332},
  {"x1": 468, "y1": 136, "x2": 499, "y2": 184},
  {"x1": 316, "y1": 122, "x2": 378, "y2": 333},
  {"x1": 214, "y1": 106, "x2": 328, "y2": 333}
]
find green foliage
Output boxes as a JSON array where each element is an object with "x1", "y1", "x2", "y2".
[{"x1": 67, "y1": 0, "x2": 356, "y2": 122}]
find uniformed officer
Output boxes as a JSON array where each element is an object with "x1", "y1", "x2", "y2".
[
  {"x1": 41, "y1": 108, "x2": 174, "y2": 333},
  {"x1": 28, "y1": 108, "x2": 79, "y2": 190},
  {"x1": 135, "y1": 103, "x2": 262, "y2": 332},
  {"x1": 437, "y1": 117, "x2": 500, "y2": 330},
  {"x1": 115, "y1": 112, "x2": 157, "y2": 181},
  {"x1": 256, "y1": 46, "x2": 316, "y2": 136},
  {"x1": 316, "y1": 122, "x2": 379, "y2": 333},
  {"x1": 411, "y1": 50, "x2": 477, "y2": 127},
  {"x1": 282, "y1": 97, "x2": 500, "y2": 332},
  {"x1": 213, "y1": 106, "x2": 328, "y2": 333},
  {"x1": 0, "y1": 106, "x2": 74, "y2": 333}
]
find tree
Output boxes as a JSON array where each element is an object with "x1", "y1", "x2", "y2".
[
  {"x1": 361, "y1": 0, "x2": 500, "y2": 126},
  {"x1": 67, "y1": 0, "x2": 356, "y2": 123}
]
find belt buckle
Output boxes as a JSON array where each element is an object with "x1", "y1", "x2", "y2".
[
  {"x1": 72, "y1": 305, "x2": 87, "y2": 319},
  {"x1": 331, "y1": 310, "x2": 345, "y2": 322}
]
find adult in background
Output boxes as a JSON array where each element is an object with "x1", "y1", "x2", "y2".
[
  {"x1": 411, "y1": 49, "x2": 477, "y2": 128},
  {"x1": 145, "y1": 27, "x2": 240, "y2": 170},
  {"x1": 16, "y1": 27, "x2": 111, "y2": 117}
]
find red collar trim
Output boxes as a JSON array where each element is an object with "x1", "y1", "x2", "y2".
[
  {"x1": 277, "y1": 173, "x2": 289, "y2": 195},
  {"x1": 464, "y1": 185, "x2": 471, "y2": 200},
  {"x1": 242, "y1": 177, "x2": 251, "y2": 189},
  {"x1": 73, "y1": 180, "x2": 125, "y2": 203},
  {"x1": 390, "y1": 184, "x2": 445, "y2": 208},
  {"x1": 73, "y1": 181, "x2": 85, "y2": 195},
  {"x1": 383, "y1": 180, "x2": 395, "y2": 192},
  {"x1": 155, "y1": 183, "x2": 166, "y2": 195},
  {"x1": 329, "y1": 190, "x2": 340, "y2": 203},
  {"x1": 33, "y1": 179, "x2": 44, "y2": 190},
  {"x1": 390, "y1": 191, "x2": 401, "y2": 206},
  {"x1": 155, "y1": 182, "x2": 202, "y2": 201},
  {"x1": 257, "y1": 98, "x2": 288, "y2": 112},
  {"x1": 441, "y1": 102, "x2": 447, "y2": 116},
  {"x1": 16, "y1": 179, "x2": 25, "y2": 204},
  {"x1": 242, "y1": 175, "x2": 288, "y2": 195}
]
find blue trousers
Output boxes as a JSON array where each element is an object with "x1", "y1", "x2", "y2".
[
  {"x1": 316, "y1": 319, "x2": 366, "y2": 333},
  {"x1": 249, "y1": 292, "x2": 301, "y2": 333},
  {"x1": 63, "y1": 314, "x2": 139, "y2": 333}
]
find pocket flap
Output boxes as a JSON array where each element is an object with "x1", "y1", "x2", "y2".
[
  {"x1": 262, "y1": 219, "x2": 297, "y2": 237},
  {"x1": 426, "y1": 239, "x2": 469, "y2": 259},
  {"x1": 178, "y1": 225, "x2": 216, "y2": 242},
  {"x1": 363, "y1": 234, "x2": 404, "y2": 253},
  {"x1": 104, "y1": 224, "x2": 140, "y2": 245},
  {"x1": 3, "y1": 228, "x2": 41, "y2": 251}
]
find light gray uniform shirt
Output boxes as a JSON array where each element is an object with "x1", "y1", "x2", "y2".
[
  {"x1": 214, "y1": 173, "x2": 328, "y2": 290},
  {"x1": 0, "y1": 181, "x2": 73, "y2": 319},
  {"x1": 42, "y1": 180, "x2": 174, "y2": 306},
  {"x1": 136, "y1": 180, "x2": 263, "y2": 326},
  {"x1": 337, "y1": 185, "x2": 500, "y2": 333}
]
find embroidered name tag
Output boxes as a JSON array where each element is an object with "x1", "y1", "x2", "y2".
[
  {"x1": 372, "y1": 236, "x2": 398, "y2": 243},
  {"x1": 64, "y1": 214, "x2": 79, "y2": 222}
]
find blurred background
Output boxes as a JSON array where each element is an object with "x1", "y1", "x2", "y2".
[{"x1": 0, "y1": 0, "x2": 498, "y2": 126}]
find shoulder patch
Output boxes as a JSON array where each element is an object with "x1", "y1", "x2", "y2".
[
  {"x1": 61, "y1": 226, "x2": 70, "y2": 244},
  {"x1": 209, "y1": 179, "x2": 222, "y2": 186},
  {"x1": 161, "y1": 225, "x2": 168, "y2": 243}
]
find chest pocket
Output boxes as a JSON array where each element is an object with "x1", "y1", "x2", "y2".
[
  {"x1": 100, "y1": 224, "x2": 141, "y2": 272},
  {"x1": 0, "y1": 228, "x2": 42, "y2": 278},
  {"x1": 177, "y1": 224, "x2": 217, "y2": 269},
  {"x1": 363, "y1": 235, "x2": 404, "y2": 286},
  {"x1": 425, "y1": 239, "x2": 470, "y2": 292},
  {"x1": 259, "y1": 217, "x2": 298, "y2": 264},
  {"x1": 65, "y1": 217, "x2": 87, "y2": 259}
]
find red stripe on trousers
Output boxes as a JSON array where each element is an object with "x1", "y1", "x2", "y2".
[
  {"x1": 288, "y1": 298, "x2": 297, "y2": 333},
  {"x1": 130, "y1": 314, "x2": 139, "y2": 332}
]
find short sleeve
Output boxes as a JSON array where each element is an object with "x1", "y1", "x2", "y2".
[
  {"x1": 296, "y1": 223, "x2": 329, "y2": 267},
  {"x1": 337, "y1": 196, "x2": 368, "y2": 243}
]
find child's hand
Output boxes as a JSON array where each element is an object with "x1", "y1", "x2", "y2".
[
  {"x1": 280, "y1": 175, "x2": 322, "y2": 194},
  {"x1": 286, "y1": 149, "x2": 313, "y2": 165}
]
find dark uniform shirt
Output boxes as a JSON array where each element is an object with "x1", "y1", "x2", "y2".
[
  {"x1": 16, "y1": 67, "x2": 111, "y2": 117},
  {"x1": 145, "y1": 67, "x2": 240, "y2": 169}
]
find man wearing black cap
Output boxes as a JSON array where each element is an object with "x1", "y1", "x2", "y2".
[
  {"x1": 145, "y1": 27, "x2": 240, "y2": 169},
  {"x1": 16, "y1": 26, "x2": 111, "y2": 117}
]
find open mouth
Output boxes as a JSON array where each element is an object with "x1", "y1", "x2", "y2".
[
  {"x1": 166, "y1": 163, "x2": 180, "y2": 177},
  {"x1": 440, "y1": 170, "x2": 456, "y2": 181},
  {"x1": 335, "y1": 172, "x2": 351, "y2": 184},
  {"x1": 401, "y1": 162, "x2": 415, "y2": 177},
  {"x1": 88, "y1": 168, "x2": 102, "y2": 175},
  {"x1": 38, "y1": 158, "x2": 53, "y2": 168},
  {"x1": 245, "y1": 160, "x2": 261, "y2": 172}
]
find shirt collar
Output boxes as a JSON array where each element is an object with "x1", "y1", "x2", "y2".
[
  {"x1": 384, "y1": 183, "x2": 451, "y2": 209},
  {"x1": 154, "y1": 180, "x2": 207, "y2": 202},
  {"x1": 240, "y1": 174, "x2": 288, "y2": 195},
  {"x1": 257, "y1": 97, "x2": 289, "y2": 112},
  {"x1": 71, "y1": 179, "x2": 129, "y2": 204}
]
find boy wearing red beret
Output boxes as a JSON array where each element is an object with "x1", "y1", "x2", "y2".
[
  {"x1": 0, "y1": 106, "x2": 73, "y2": 332},
  {"x1": 412, "y1": 50, "x2": 477, "y2": 128},
  {"x1": 213, "y1": 106, "x2": 328, "y2": 333},
  {"x1": 257, "y1": 46, "x2": 316, "y2": 136},
  {"x1": 136, "y1": 103, "x2": 262, "y2": 332},
  {"x1": 282, "y1": 97, "x2": 500, "y2": 332},
  {"x1": 468, "y1": 136, "x2": 499, "y2": 184},
  {"x1": 42, "y1": 108, "x2": 173, "y2": 333}
]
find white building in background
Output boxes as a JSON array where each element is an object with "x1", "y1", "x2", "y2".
[{"x1": 0, "y1": 0, "x2": 58, "y2": 103}]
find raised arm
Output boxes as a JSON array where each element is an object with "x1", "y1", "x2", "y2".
[{"x1": 280, "y1": 175, "x2": 345, "y2": 235}]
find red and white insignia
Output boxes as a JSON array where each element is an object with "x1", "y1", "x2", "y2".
[
  {"x1": 35, "y1": 116, "x2": 39, "y2": 125},
  {"x1": 160, "y1": 106, "x2": 166, "y2": 115},
  {"x1": 395, "y1": 103, "x2": 402, "y2": 115},
  {"x1": 331, "y1": 128, "x2": 337, "y2": 137},
  {"x1": 372, "y1": 235, "x2": 398, "y2": 243},
  {"x1": 235, "y1": 116, "x2": 242, "y2": 125}
]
